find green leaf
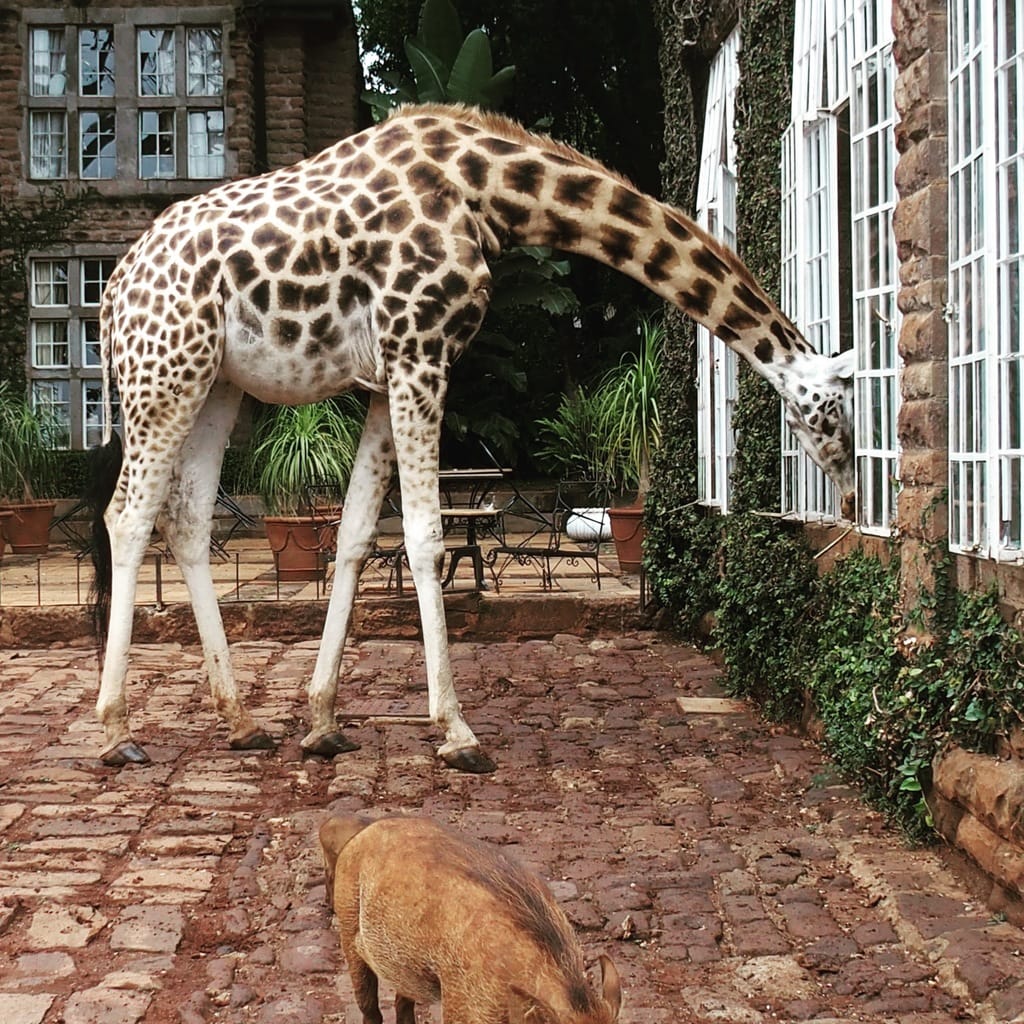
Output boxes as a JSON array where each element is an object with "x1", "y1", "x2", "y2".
[
  {"x1": 482, "y1": 64, "x2": 517, "y2": 108},
  {"x1": 404, "y1": 37, "x2": 448, "y2": 102},
  {"x1": 416, "y1": 0, "x2": 463, "y2": 70},
  {"x1": 447, "y1": 30, "x2": 494, "y2": 105}
]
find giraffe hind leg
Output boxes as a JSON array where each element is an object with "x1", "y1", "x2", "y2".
[
  {"x1": 161, "y1": 381, "x2": 274, "y2": 753},
  {"x1": 94, "y1": 461, "x2": 172, "y2": 766}
]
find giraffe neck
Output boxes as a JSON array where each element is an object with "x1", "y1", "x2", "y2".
[{"x1": 409, "y1": 104, "x2": 816, "y2": 395}]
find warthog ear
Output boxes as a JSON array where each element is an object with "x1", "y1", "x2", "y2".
[
  {"x1": 508, "y1": 986, "x2": 558, "y2": 1023},
  {"x1": 598, "y1": 955, "x2": 622, "y2": 1019}
]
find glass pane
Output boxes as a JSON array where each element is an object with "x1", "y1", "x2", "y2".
[
  {"x1": 80, "y1": 27, "x2": 115, "y2": 97},
  {"x1": 31, "y1": 28, "x2": 67, "y2": 97},
  {"x1": 30, "y1": 111, "x2": 67, "y2": 178},
  {"x1": 187, "y1": 28, "x2": 223, "y2": 96},
  {"x1": 82, "y1": 258, "x2": 117, "y2": 306},
  {"x1": 139, "y1": 110, "x2": 176, "y2": 178},
  {"x1": 187, "y1": 109, "x2": 225, "y2": 178},
  {"x1": 82, "y1": 320, "x2": 102, "y2": 367},
  {"x1": 32, "y1": 321, "x2": 70, "y2": 367},
  {"x1": 80, "y1": 110, "x2": 117, "y2": 179},
  {"x1": 32, "y1": 260, "x2": 69, "y2": 306},
  {"x1": 138, "y1": 28, "x2": 176, "y2": 96},
  {"x1": 82, "y1": 380, "x2": 118, "y2": 448},
  {"x1": 31, "y1": 380, "x2": 71, "y2": 450}
]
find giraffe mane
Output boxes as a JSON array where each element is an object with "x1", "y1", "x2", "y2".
[{"x1": 391, "y1": 102, "x2": 637, "y2": 190}]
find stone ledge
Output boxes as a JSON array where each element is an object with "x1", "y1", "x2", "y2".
[
  {"x1": 0, "y1": 593, "x2": 649, "y2": 649},
  {"x1": 928, "y1": 746, "x2": 1024, "y2": 919}
]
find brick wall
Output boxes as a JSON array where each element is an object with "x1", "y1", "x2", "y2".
[{"x1": 891, "y1": 0, "x2": 950, "y2": 616}]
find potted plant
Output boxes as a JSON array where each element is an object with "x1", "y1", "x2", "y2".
[
  {"x1": 535, "y1": 388, "x2": 617, "y2": 542},
  {"x1": 0, "y1": 381, "x2": 61, "y2": 554},
  {"x1": 534, "y1": 317, "x2": 663, "y2": 572},
  {"x1": 600, "y1": 317, "x2": 664, "y2": 572},
  {"x1": 244, "y1": 396, "x2": 363, "y2": 581}
]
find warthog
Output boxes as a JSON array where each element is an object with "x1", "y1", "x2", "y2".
[{"x1": 319, "y1": 815, "x2": 622, "y2": 1024}]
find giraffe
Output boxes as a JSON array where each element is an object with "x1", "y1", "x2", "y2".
[{"x1": 90, "y1": 102, "x2": 855, "y2": 773}]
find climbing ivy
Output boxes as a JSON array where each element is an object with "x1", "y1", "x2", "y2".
[{"x1": 646, "y1": 0, "x2": 1024, "y2": 841}]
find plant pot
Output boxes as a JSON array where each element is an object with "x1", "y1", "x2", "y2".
[
  {"x1": 263, "y1": 514, "x2": 337, "y2": 582},
  {"x1": 608, "y1": 502, "x2": 645, "y2": 573},
  {"x1": 0, "y1": 510, "x2": 11, "y2": 560},
  {"x1": 1, "y1": 500, "x2": 58, "y2": 554},
  {"x1": 565, "y1": 507, "x2": 612, "y2": 543}
]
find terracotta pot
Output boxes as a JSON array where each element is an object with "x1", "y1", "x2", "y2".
[
  {"x1": 1, "y1": 500, "x2": 58, "y2": 554},
  {"x1": 0, "y1": 510, "x2": 12, "y2": 560},
  {"x1": 608, "y1": 502, "x2": 645, "y2": 573},
  {"x1": 263, "y1": 514, "x2": 337, "y2": 582}
]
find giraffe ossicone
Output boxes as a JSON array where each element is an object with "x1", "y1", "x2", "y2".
[{"x1": 90, "y1": 103, "x2": 855, "y2": 770}]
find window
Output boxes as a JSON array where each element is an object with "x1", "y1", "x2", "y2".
[
  {"x1": 27, "y1": 255, "x2": 119, "y2": 450},
  {"x1": 24, "y1": 18, "x2": 226, "y2": 184},
  {"x1": 79, "y1": 27, "x2": 115, "y2": 96},
  {"x1": 696, "y1": 27, "x2": 741, "y2": 513},
  {"x1": 138, "y1": 28, "x2": 175, "y2": 96},
  {"x1": 781, "y1": 0, "x2": 900, "y2": 530},
  {"x1": 187, "y1": 28, "x2": 224, "y2": 96},
  {"x1": 31, "y1": 381, "x2": 71, "y2": 450},
  {"x1": 948, "y1": 0, "x2": 1024, "y2": 560},
  {"x1": 29, "y1": 110, "x2": 66, "y2": 178},
  {"x1": 80, "y1": 110, "x2": 116, "y2": 179},
  {"x1": 140, "y1": 110, "x2": 176, "y2": 178},
  {"x1": 187, "y1": 109, "x2": 225, "y2": 178},
  {"x1": 31, "y1": 27, "x2": 66, "y2": 96}
]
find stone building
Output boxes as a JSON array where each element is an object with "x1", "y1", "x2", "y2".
[
  {"x1": 652, "y1": 0, "x2": 1022, "y2": 913},
  {"x1": 0, "y1": 0, "x2": 362, "y2": 448},
  {"x1": 655, "y1": 0, "x2": 1022, "y2": 621}
]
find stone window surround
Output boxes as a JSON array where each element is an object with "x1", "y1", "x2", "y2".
[{"x1": 19, "y1": 4, "x2": 236, "y2": 195}]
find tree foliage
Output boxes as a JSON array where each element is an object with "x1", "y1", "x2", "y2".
[{"x1": 357, "y1": 0, "x2": 665, "y2": 441}]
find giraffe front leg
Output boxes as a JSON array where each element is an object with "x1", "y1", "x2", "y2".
[
  {"x1": 302, "y1": 394, "x2": 394, "y2": 757},
  {"x1": 390, "y1": 381, "x2": 495, "y2": 774}
]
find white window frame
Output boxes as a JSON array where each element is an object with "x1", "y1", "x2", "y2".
[
  {"x1": 781, "y1": 0, "x2": 901, "y2": 531},
  {"x1": 23, "y1": 15, "x2": 229, "y2": 186},
  {"x1": 696, "y1": 26, "x2": 741, "y2": 513},
  {"x1": 948, "y1": 0, "x2": 1024, "y2": 561}
]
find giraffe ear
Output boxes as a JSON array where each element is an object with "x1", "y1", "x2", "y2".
[{"x1": 831, "y1": 348, "x2": 856, "y2": 380}]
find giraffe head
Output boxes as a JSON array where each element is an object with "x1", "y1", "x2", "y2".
[{"x1": 781, "y1": 349, "x2": 856, "y2": 518}]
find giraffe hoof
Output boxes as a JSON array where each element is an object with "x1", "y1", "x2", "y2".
[
  {"x1": 441, "y1": 746, "x2": 497, "y2": 774},
  {"x1": 302, "y1": 731, "x2": 361, "y2": 758},
  {"x1": 101, "y1": 740, "x2": 152, "y2": 767},
  {"x1": 229, "y1": 729, "x2": 276, "y2": 752}
]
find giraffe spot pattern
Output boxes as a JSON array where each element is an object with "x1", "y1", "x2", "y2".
[
  {"x1": 503, "y1": 160, "x2": 545, "y2": 197},
  {"x1": 608, "y1": 186, "x2": 650, "y2": 227},
  {"x1": 554, "y1": 174, "x2": 601, "y2": 208},
  {"x1": 692, "y1": 246, "x2": 730, "y2": 282}
]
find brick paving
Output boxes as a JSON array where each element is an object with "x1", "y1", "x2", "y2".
[{"x1": 1, "y1": 634, "x2": 1023, "y2": 1023}]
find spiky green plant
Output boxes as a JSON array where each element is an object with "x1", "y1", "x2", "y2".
[
  {"x1": 0, "y1": 381, "x2": 60, "y2": 502},
  {"x1": 245, "y1": 397, "x2": 364, "y2": 516},
  {"x1": 599, "y1": 316, "x2": 663, "y2": 499}
]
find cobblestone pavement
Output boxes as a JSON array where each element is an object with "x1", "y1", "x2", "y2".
[{"x1": 1, "y1": 633, "x2": 1022, "y2": 1024}]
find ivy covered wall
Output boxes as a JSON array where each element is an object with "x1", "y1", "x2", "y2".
[{"x1": 646, "y1": 0, "x2": 1024, "y2": 850}]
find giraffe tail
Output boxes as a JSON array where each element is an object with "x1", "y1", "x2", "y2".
[{"x1": 86, "y1": 433, "x2": 123, "y2": 644}]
